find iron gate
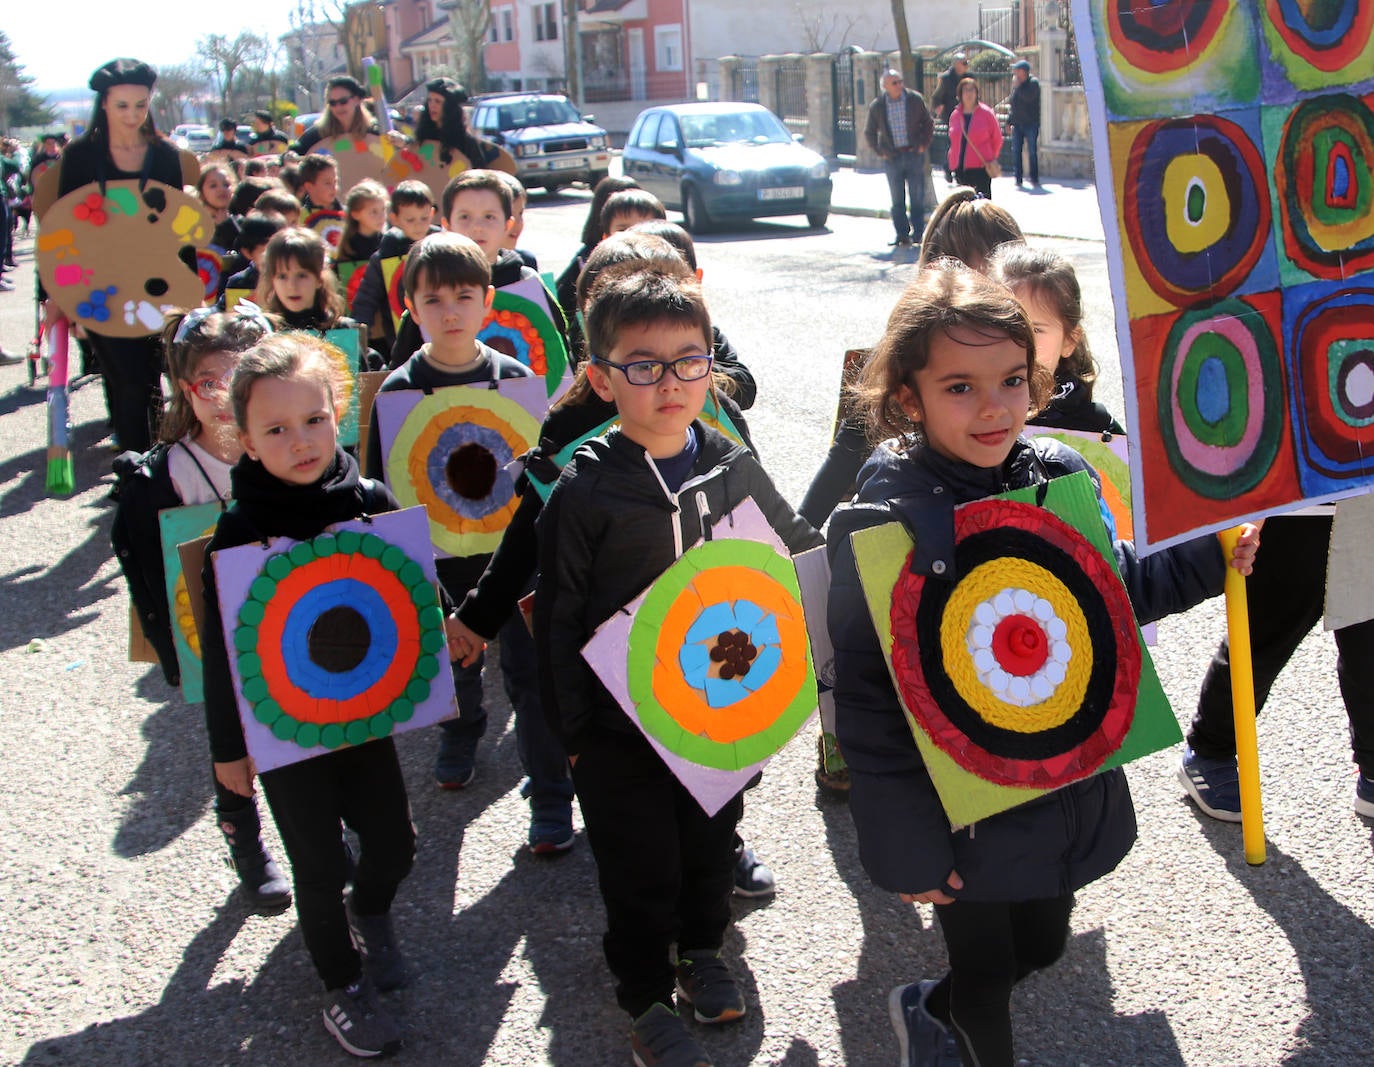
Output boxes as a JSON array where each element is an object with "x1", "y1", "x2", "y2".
[{"x1": 833, "y1": 50, "x2": 856, "y2": 156}]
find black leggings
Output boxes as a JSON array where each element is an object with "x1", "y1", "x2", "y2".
[{"x1": 927, "y1": 894, "x2": 1074, "y2": 1067}]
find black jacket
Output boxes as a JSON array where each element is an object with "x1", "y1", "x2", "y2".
[
  {"x1": 534, "y1": 424, "x2": 820, "y2": 755},
  {"x1": 1008, "y1": 76, "x2": 1042, "y2": 129},
  {"x1": 1027, "y1": 380, "x2": 1124, "y2": 435},
  {"x1": 455, "y1": 390, "x2": 756, "y2": 639},
  {"x1": 827, "y1": 435, "x2": 1227, "y2": 902},
  {"x1": 111, "y1": 443, "x2": 226, "y2": 685},
  {"x1": 200, "y1": 449, "x2": 399, "y2": 764},
  {"x1": 349, "y1": 225, "x2": 440, "y2": 354}
]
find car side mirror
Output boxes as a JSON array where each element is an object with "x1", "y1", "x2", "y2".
[
  {"x1": 582, "y1": 114, "x2": 595, "y2": 123},
  {"x1": 793, "y1": 133, "x2": 804, "y2": 142}
]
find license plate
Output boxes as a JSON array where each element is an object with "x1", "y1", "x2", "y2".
[
  {"x1": 758, "y1": 186, "x2": 804, "y2": 201},
  {"x1": 550, "y1": 158, "x2": 584, "y2": 170}
]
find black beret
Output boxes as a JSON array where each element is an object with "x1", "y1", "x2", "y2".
[
  {"x1": 426, "y1": 77, "x2": 467, "y2": 103},
  {"x1": 89, "y1": 58, "x2": 157, "y2": 94}
]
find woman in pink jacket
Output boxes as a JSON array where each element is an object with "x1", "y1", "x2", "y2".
[{"x1": 947, "y1": 77, "x2": 1003, "y2": 201}]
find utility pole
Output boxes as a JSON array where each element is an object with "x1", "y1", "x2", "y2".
[{"x1": 563, "y1": 0, "x2": 582, "y2": 107}]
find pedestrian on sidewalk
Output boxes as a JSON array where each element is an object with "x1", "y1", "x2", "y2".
[
  {"x1": 1008, "y1": 60, "x2": 1042, "y2": 189},
  {"x1": 947, "y1": 78, "x2": 1003, "y2": 201},
  {"x1": 864, "y1": 69, "x2": 934, "y2": 249},
  {"x1": 931, "y1": 53, "x2": 970, "y2": 184}
]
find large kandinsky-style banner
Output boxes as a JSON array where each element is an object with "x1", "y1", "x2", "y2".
[{"x1": 1073, "y1": 1, "x2": 1374, "y2": 550}]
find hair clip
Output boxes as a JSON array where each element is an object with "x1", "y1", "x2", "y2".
[
  {"x1": 233, "y1": 299, "x2": 274, "y2": 336},
  {"x1": 171, "y1": 305, "x2": 217, "y2": 346}
]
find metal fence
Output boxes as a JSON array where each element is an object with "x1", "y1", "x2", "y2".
[
  {"x1": 733, "y1": 57, "x2": 760, "y2": 103},
  {"x1": 775, "y1": 58, "x2": 807, "y2": 120},
  {"x1": 978, "y1": 2, "x2": 1027, "y2": 50},
  {"x1": 1057, "y1": 25, "x2": 1084, "y2": 86}
]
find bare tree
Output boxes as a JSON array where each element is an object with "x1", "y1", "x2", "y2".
[
  {"x1": 445, "y1": 0, "x2": 492, "y2": 92},
  {"x1": 334, "y1": 0, "x2": 386, "y2": 82},
  {"x1": 198, "y1": 32, "x2": 270, "y2": 119},
  {"x1": 152, "y1": 62, "x2": 210, "y2": 128},
  {"x1": 796, "y1": 5, "x2": 862, "y2": 52},
  {"x1": 890, "y1": 0, "x2": 915, "y2": 84}
]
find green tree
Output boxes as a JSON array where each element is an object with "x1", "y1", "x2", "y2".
[{"x1": 0, "y1": 32, "x2": 57, "y2": 133}]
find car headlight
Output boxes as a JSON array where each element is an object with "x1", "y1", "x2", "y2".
[
  {"x1": 713, "y1": 170, "x2": 743, "y2": 186},
  {"x1": 589, "y1": 135, "x2": 607, "y2": 149},
  {"x1": 809, "y1": 160, "x2": 829, "y2": 179},
  {"x1": 517, "y1": 143, "x2": 541, "y2": 157}
]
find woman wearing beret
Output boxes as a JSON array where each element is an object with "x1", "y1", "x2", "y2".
[
  {"x1": 291, "y1": 75, "x2": 380, "y2": 155},
  {"x1": 32, "y1": 58, "x2": 200, "y2": 455},
  {"x1": 411, "y1": 77, "x2": 512, "y2": 173}
]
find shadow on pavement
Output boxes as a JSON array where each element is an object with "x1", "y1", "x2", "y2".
[{"x1": 112, "y1": 670, "x2": 215, "y2": 858}]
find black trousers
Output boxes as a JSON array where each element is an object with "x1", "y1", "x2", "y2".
[
  {"x1": 1189, "y1": 513, "x2": 1374, "y2": 776},
  {"x1": 571, "y1": 729, "x2": 742, "y2": 1019},
  {"x1": 259, "y1": 739, "x2": 415, "y2": 990},
  {"x1": 927, "y1": 894, "x2": 1075, "y2": 1067},
  {"x1": 85, "y1": 332, "x2": 164, "y2": 454},
  {"x1": 955, "y1": 166, "x2": 993, "y2": 201}
]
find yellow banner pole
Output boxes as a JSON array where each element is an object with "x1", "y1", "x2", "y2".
[{"x1": 1218, "y1": 527, "x2": 1264, "y2": 865}]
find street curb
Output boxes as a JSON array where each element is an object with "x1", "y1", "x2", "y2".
[{"x1": 829, "y1": 201, "x2": 1102, "y2": 242}]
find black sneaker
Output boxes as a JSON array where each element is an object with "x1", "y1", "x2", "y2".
[
  {"x1": 631, "y1": 1003, "x2": 712, "y2": 1067},
  {"x1": 674, "y1": 951, "x2": 745, "y2": 1024},
  {"x1": 435, "y1": 730, "x2": 478, "y2": 789},
  {"x1": 1178, "y1": 745, "x2": 1242, "y2": 822},
  {"x1": 322, "y1": 976, "x2": 402, "y2": 1058},
  {"x1": 732, "y1": 843, "x2": 775, "y2": 898},
  {"x1": 1355, "y1": 773, "x2": 1374, "y2": 818},
  {"x1": 347, "y1": 903, "x2": 408, "y2": 991}
]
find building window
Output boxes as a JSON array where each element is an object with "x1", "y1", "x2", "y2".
[
  {"x1": 654, "y1": 25, "x2": 683, "y2": 72},
  {"x1": 534, "y1": 2, "x2": 559, "y2": 42},
  {"x1": 488, "y1": 21, "x2": 499, "y2": 44},
  {"x1": 502, "y1": 8, "x2": 514, "y2": 41}
]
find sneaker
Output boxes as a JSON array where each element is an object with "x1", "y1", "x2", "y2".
[
  {"x1": 322, "y1": 976, "x2": 403, "y2": 1058},
  {"x1": 434, "y1": 730, "x2": 478, "y2": 789},
  {"x1": 815, "y1": 732, "x2": 851, "y2": 796},
  {"x1": 674, "y1": 951, "x2": 746, "y2": 1024},
  {"x1": 1355, "y1": 774, "x2": 1374, "y2": 818},
  {"x1": 631, "y1": 1003, "x2": 712, "y2": 1067},
  {"x1": 732, "y1": 843, "x2": 775, "y2": 898},
  {"x1": 1178, "y1": 745, "x2": 1242, "y2": 823},
  {"x1": 889, "y1": 981, "x2": 961, "y2": 1067},
  {"x1": 347, "y1": 903, "x2": 408, "y2": 991},
  {"x1": 528, "y1": 808, "x2": 575, "y2": 855},
  {"x1": 0, "y1": 278, "x2": 14, "y2": 292}
]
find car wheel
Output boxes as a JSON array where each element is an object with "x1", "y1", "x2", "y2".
[
  {"x1": 683, "y1": 187, "x2": 712, "y2": 234},
  {"x1": 806, "y1": 209, "x2": 829, "y2": 229}
]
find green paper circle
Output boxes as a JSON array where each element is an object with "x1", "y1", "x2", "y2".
[
  {"x1": 320, "y1": 723, "x2": 346, "y2": 749},
  {"x1": 389, "y1": 698, "x2": 415, "y2": 723},
  {"x1": 625, "y1": 538, "x2": 817, "y2": 772},
  {"x1": 344, "y1": 720, "x2": 370, "y2": 745},
  {"x1": 295, "y1": 721, "x2": 321, "y2": 748}
]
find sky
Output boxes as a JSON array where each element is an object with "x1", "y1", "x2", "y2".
[{"x1": 8, "y1": 0, "x2": 302, "y2": 97}]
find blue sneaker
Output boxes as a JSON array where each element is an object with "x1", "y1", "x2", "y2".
[
  {"x1": 1355, "y1": 774, "x2": 1374, "y2": 818},
  {"x1": 435, "y1": 731, "x2": 478, "y2": 789},
  {"x1": 889, "y1": 981, "x2": 961, "y2": 1067},
  {"x1": 1178, "y1": 745, "x2": 1242, "y2": 823},
  {"x1": 528, "y1": 799, "x2": 575, "y2": 855}
]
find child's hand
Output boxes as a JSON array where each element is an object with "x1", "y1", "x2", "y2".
[
  {"x1": 215, "y1": 757, "x2": 257, "y2": 798},
  {"x1": 445, "y1": 615, "x2": 486, "y2": 668},
  {"x1": 1228, "y1": 521, "x2": 1263, "y2": 576},
  {"x1": 899, "y1": 869, "x2": 963, "y2": 906}
]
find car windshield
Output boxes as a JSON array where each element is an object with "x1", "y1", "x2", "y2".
[
  {"x1": 679, "y1": 110, "x2": 791, "y2": 148},
  {"x1": 496, "y1": 98, "x2": 582, "y2": 130}
]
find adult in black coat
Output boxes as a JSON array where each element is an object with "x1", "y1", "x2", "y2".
[
  {"x1": 1007, "y1": 60, "x2": 1042, "y2": 187},
  {"x1": 930, "y1": 52, "x2": 971, "y2": 182}
]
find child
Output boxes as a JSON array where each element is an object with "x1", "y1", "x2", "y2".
[
  {"x1": 989, "y1": 244, "x2": 1123, "y2": 435},
  {"x1": 336, "y1": 179, "x2": 388, "y2": 265},
  {"x1": 826, "y1": 262, "x2": 1258, "y2": 1067},
  {"x1": 255, "y1": 227, "x2": 361, "y2": 336},
  {"x1": 533, "y1": 261, "x2": 819, "y2": 1065},
  {"x1": 350, "y1": 180, "x2": 439, "y2": 359},
  {"x1": 363, "y1": 233, "x2": 551, "y2": 810},
  {"x1": 218, "y1": 211, "x2": 288, "y2": 309},
  {"x1": 495, "y1": 170, "x2": 537, "y2": 270},
  {"x1": 201, "y1": 333, "x2": 416, "y2": 1058},
  {"x1": 555, "y1": 175, "x2": 640, "y2": 329},
  {"x1": 255, "y1": 186, "x2": 302, "y2": 226},
  {"x1": 111, "y1": 306, "x2": 289, "y2": 914},
  {"x1": 602, "y1": 187, "x2": 667, "y2": 236},
  {"x1": 297, "y1": 154, "x2": 341, "y2": 212}
]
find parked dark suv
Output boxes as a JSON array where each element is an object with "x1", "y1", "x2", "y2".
[{"x1": 469, "y1": 93, "x2": 611, "y2": 191}]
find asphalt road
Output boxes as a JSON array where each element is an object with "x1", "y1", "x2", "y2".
[{"x1": 1, "y1": 195, "x2": 1371, "y2": 1066}]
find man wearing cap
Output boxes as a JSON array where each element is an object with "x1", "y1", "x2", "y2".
[
  {"x1": 865, "y1": 69, "x2": 934, "y2": 248},
  {"x1": 932, "y1": 52, "x2": 971, "y2": 183},
  {"x1": 1008, "y1": 59, "x2": 1042, "y2": 188}
]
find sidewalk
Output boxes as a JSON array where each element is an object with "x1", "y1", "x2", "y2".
[{"x1": 828, "y1": 165, "x2": 1106, "y2": 242}]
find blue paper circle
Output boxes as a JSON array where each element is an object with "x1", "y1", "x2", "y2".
[
  {"x1": 425, "y1": 420, "x2": 517, "y2": 519},
  {"x1": 280, "y1": 578, "x2": 399, "y2": 698}
]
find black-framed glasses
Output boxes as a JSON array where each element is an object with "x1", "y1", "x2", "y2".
[
  {"x1": 327, "y1": 97, "x2": 353, "y2": 107},
  {"x1": 590, "y1": 353, "x2": 714, "y2": 386}
]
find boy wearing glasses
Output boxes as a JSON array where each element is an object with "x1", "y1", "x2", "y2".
[{"x1": 533, "y1": 261, "x2": 819, "y2": 1066}]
